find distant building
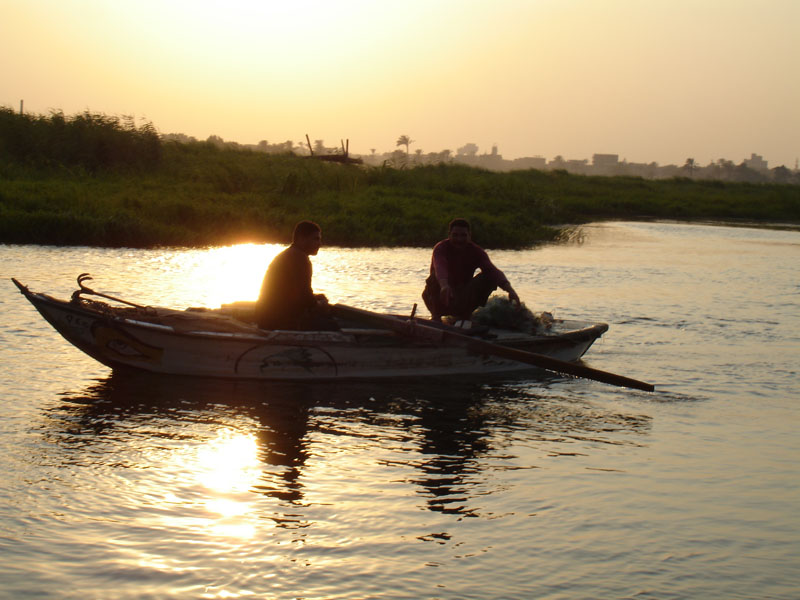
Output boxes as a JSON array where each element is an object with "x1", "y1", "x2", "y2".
[
  {"x1": 592, "y1": 153, "x2": 619, "y2": 168},
  {"x1": 566, "y1": 159, "x2": 589, "y2": 174},
  {"x1": 592, "y1": 153, "x2": 619, "y2": 175},
  {"x1": 481, "y1": 145, "x2": 505, "y2": 170},
  {"x1": 744, "y1": 153, "x2": 768, "y2": 171},
  {"x1": 510, "y1": 156, "x2": 547, "y2": 170},
  {"x1": 622, "y1": 162, "x2": 658, "y2": 178}
]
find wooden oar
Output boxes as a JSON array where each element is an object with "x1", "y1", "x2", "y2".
[{"x1": 331, "y1": 303, "x2": 655, "y2": 392}]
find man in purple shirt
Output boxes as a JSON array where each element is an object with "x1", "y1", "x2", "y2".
[{"x1": 422, "y1": 218, "x2": 520, "y2": 322}]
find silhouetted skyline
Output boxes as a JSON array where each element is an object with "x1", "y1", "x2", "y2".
[{"x1": 164, "y1": 131, "x2": 796, "y2": 183}]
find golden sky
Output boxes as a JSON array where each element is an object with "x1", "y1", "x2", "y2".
[{"x1": 3, "y1": 0, "x2": 798, "y2": 167}]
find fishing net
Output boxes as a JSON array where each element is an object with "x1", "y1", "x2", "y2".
[{"x1": 471, "y1": 295, "x2": 552, "y2": 333}]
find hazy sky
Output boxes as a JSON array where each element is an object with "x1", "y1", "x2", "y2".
[{"x1": 3, "y1": 0, "x2": 798, "y2": 167}]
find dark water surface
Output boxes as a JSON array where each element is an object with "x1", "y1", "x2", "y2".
[{"x1": 1, "y1": 222, "x2": 798, "y2": 599}]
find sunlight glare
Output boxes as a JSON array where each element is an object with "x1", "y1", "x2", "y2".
[
  {"x1": 164, "y1": 243, "x2": 282, "y2": 308},
  {"x1": 190, "y1": 429, "x2": 263, "y2": 540},
  {"x1": 197, "y1": 430, "x2": 261, "y2": 494}
]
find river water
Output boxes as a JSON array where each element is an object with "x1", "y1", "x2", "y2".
[{"x1": 1, "y1": 221, "x2": 798, "y2": 599}]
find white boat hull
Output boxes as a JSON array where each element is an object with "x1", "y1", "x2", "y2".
[{"x1": 14, "y1": 280, "x2": 608, "y2": 381}]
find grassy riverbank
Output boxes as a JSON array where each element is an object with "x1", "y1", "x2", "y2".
[{"x1": 1, "y1": 109, "x2": 798, "y2": 248}]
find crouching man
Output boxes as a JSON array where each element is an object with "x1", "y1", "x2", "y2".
[{"x1": 422, "y1": 218, "x2": 520, "y2": 322}]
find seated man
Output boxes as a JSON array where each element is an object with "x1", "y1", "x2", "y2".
[
  {"x1": 255, "y1": 220, "x2": 338, "y2": 331},
  {"x1": 422, "y1": 218, "x2": 520, "y2": 322}
]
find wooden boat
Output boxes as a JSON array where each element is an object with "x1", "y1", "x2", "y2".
[{"x1": 11, "y1": 275, "x2": 650, "y2": 389}]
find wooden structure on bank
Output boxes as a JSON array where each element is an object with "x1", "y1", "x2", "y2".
[{"x1": 305, "y1": 134, "x2": 363, "y2": 164}]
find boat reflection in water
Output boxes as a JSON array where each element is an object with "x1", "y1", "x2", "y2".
[{"x1": 41, "y1": 371, "x2": 651, "y2": 526}]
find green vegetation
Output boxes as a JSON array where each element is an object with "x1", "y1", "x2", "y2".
[{"x1": 1, "y1": 108, "x2": 798, "y2": 249}]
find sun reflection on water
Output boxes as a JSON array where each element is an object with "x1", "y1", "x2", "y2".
[
  {"x1": 193, "y1": 429, "x2": 262, "y2": 540},
  {"x1": 197, "y1": 431, "x2": 260, "y2": 493}
]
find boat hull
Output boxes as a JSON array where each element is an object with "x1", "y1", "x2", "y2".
[{"x1": 15, "y1": 281, "x2": 608, "y2": 381}]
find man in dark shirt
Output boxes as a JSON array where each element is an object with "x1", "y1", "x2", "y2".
[
  {"x1": 422, "y1": 218, "x2": 520, "y2": 322},
  {"x1": 255, "y1": 220, "x2": 338, "y2": 331}
]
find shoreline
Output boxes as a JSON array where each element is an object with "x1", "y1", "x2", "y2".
[
  {"x1": 2, "y1": 142, "x2": 798, "y2": 250},
  {"x1": 2, "y1": 218, "x2": 797, "y2": 252}
]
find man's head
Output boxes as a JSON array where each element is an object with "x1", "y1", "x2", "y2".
[
  {"x1": 292, "y1": 220, "x2": 322, "y2": 255},
  {"x1": 448, "y1": 218, "x2": 471, "y2": 248}
]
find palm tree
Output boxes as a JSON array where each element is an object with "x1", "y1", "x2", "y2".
[{"x1": 396, "y1": 134, "x2": 413, "y2": 156}]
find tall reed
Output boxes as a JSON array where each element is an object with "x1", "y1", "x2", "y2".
[{"x1": 0, "y1": 108, "x2": 161, "y2": 173}]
